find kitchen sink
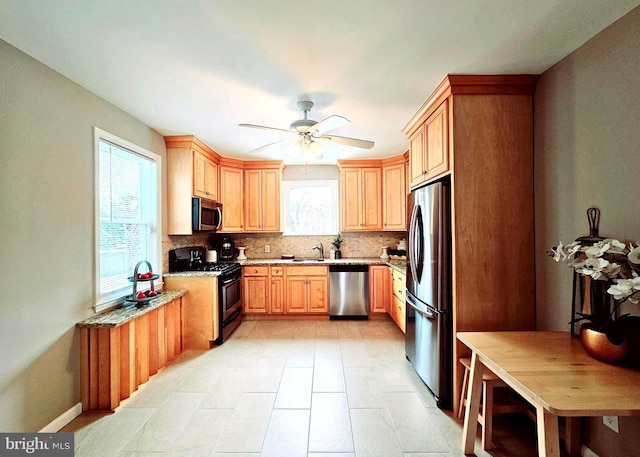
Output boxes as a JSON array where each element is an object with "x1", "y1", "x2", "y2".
[{"x1": 292, "y1": 258, "x2": 325, "y2": 262}]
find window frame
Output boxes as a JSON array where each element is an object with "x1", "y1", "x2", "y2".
[
  {"x1": 281, "y1": 179, "x2": 339, "y2": 236},
  {"x1": 94, "y1": 127, "x2": 162, "y2": 312}
]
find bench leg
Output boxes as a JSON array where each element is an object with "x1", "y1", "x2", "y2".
[{"x1": 482, "y1": 381, "x2": 494, "y2": 450}]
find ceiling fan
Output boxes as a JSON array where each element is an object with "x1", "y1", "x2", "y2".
[{"x1": 239, "y1": 101, "x2": 375, "y2": 156}]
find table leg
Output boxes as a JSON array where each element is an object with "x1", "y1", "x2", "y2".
[
  {"x1": 565, "y1": 417, "x2": 581, "y2": 455},
  {"x1": 462, "y1": 352, "x2": 484, "y2": 454},
  {"x1": 536, "y1": 405, "x2": 560, "y2": 457}
]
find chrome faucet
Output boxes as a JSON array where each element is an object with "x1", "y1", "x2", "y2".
[{"x1": 312, "y1": 243, "x2": 324, "y2": 259}]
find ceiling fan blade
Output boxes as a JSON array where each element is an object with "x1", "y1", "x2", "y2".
[
  {"x1": 313, "y1": 115, "x2": 349, "y2": 134},
  {"x1": 239, "y1": 124, "x2": 296, "y2": 135},
  {"x1": 249, "y1": 138, "x2": 294, "y2": 154},
  {"x1": 318, "y1": 134, "x2": 375, "y2": 150}
]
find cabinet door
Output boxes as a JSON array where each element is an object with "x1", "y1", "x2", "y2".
[
  {"x1": 285, "y1": 276, "x2": 308, "y2": 313},
  {"x1": 270, "y1": 276, "x2": 284, "y2": 314},
  {"x1": 307, "y1": 276, "x2": 328, "y2": 313},
  {"x1": 409, "y1": 126, "x2": 426, "y2": 188},
  {"x1": 243, "y1": 276, "x2": 268, "y2": 313},
  {"x1": 340, "y1": 168, "x2": 363, "y2": 231},
  {"x1": 361, "y1": 167, "x2": 382, "y2": 230},
  {"x1": 369, "y1": 265, "x2": 390, "y2": 313},
  {"x1": 424, "y1": 100, "x2": 449, "y2": 180},
  {"x1": 244, "y1": 169, "x2": 262, "y2": 231},
  {"x1": 382, "y1": 163, "x2": 406, "y2": 230},
  {"x1": 219, "y1": 166, "x2": 243, "y2": 232},
  {"x1": 261, "y1": 169, "x2": 281, "y2": 231},
  {"x1": 193, "y1": 151, "x2": 218, "y2": 200}
]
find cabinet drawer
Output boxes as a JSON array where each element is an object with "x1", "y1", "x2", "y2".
[
  {"x1": 271, "y1": 266, "x2": 284, "y2": 276},
  {"x1": 243, "y1": 266, "x2": 269, "y2": 276},
  {"x1": 392, "y1": 270, "x2": 406, "y2": 299},
  {"x1": 285, "y1": 265, "x2": 328, "y2": 276}
]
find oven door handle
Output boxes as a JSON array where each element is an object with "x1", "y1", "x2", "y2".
[{"x1": 221, "y1": 276, "x2": 239, "y2": 285}]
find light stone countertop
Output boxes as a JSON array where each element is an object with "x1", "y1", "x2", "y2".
[
  {"x1": 238, "y1": 257, "x2": 407, "y2": 272},
  {"x1": 76, "y1": 289, "x2": 187, "y2": 328}
]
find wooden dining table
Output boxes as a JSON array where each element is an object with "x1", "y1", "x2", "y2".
[{"x1": 457, "y1": 331, "x2": 640, "y2": 457}]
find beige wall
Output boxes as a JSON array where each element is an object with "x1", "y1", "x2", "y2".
[
  {"x1": 0, "y1": 39, "x2": 167, "y2": 432},
  {"x1": 534, "y1": 6, "x2": 640, "y2": 455}
]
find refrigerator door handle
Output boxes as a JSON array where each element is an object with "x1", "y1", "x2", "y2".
[
  {"x1": 408, "y1": 205, "x2": 424, "y2": 283},
  {"x1": 406, "y1": 292, "x2": 435, "y2": 319}
]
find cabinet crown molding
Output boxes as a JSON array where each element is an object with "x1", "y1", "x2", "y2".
[
  {"x1": 402, "y1": 74, "x2": 539, "y2": 137},
  {"x1": 164, "y1": 135, "x2": 221, "y2": 162}
]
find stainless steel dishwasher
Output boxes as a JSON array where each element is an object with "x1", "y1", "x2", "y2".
[{"x1": 329, "y1": 264, "x2": 369, "y2": 318}]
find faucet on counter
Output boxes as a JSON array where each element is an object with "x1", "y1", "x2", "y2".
[{"x1": 312, "y1": 243, "x2": 324, "y2": 259}]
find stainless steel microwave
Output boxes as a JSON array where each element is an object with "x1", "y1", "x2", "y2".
[{"x1": 192, "y1": 197, "x2": 222, "y2": 231}]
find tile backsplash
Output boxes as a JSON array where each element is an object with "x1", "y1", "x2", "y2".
[{"x1": 163, "y1": 231, "x2": 406, "y2": 270}]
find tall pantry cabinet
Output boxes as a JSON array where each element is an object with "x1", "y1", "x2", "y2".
[{"x1": 402, "y1": 75, "x2": 538, "y2": 412}]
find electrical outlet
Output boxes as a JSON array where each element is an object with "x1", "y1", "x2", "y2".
[
  {"x1": 603, "y1": 415, "x2": 619, "y2": 433},
  {"x1": 264, "y1": 245, "x2": 271, "y2": 253}
]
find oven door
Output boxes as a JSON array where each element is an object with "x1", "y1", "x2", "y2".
[{"x1": 218, "y1": 273, "x2": 241, "y2": 342}]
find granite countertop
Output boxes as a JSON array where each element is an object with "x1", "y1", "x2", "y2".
[
  {"x1": 77, "y1": 289, "x2": 187, "y2": 328},
  {"x1": 239, "y1": 257, "x2": 407, "y2": 272}
]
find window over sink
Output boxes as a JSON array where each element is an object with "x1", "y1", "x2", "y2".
[
  {"x1": 94, "y1": 128, "x2": 161, "y2": 312},
  {"x1": 282, "y1": 180, "x2": 338, "y2": 235}
]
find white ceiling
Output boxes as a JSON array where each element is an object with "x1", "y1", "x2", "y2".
[{"x1": 1, "y1": 1, "x2": 639, "y2": 165}]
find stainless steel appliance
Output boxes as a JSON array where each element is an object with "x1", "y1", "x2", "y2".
[
  {"x1": 168, "y1": 246, "x2": 242, "y2": 343},
  {"x1": 405, "y1": 178, "x2": 452, "y2": 408},
  {"x1": 329, "y1": 264, "x2": 369, "y2": 318},
  {"x1": 219, "y1": 237, "x2": 235, "y2": 260},
  {"x1": 192, "y1": 197, "x2": 222, "y2": 232}
]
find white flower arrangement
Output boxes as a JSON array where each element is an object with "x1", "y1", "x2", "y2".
[{"x1": 551, "y1": 238, "x2": 640, "y2": 304}]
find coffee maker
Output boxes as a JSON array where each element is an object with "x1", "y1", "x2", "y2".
[{"x1": 220, "y1": 237, "x2": 235, "y2": 260}]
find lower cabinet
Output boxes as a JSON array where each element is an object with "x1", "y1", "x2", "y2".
[
  {"x1": 242, "y1": 266, "x2": 285, "y2": 314},
  {"x1": 390, "y1": 268, "x2": 406, "y2": 333},
  {"x1": 284, "y1": 266, "x2": 329, "y2": 313},
  {"x1": 369, "y1": 265, "x2": 390, "y2": 313},
  {"x1": 78, "y1": 295, "x2": 184, "y2": 411},
  {"x1": 163, "y1": 276, "x2": 219, "y2": 349}
]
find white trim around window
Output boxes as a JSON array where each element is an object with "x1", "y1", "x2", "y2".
[{"x1": 94, "y1": 127, "x2": 162, "y2": 312}]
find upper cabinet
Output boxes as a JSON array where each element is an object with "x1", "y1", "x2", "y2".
[
  {"x1": 382, "y1": 154, "x2": 408, "y2": 231},
  {"x1": 338, "y1": 157, "x2": 407, "y2": 232},
  {"x1": 218, "y1": 158, "x2": 245, "y2": 233},
  {"x1": 244, "y1": 162, "x2": 284, "y2": 232},
  {"x1": 165, "y1": 136, "x2": 221, "y2": 235},
  {"x1": 193, "y1": 151, "x2": 218, "y2": 200},
  {"x1": 408, "y1": 99, "x2": 449, "y2": 189},
  {"x1": 338, "y1": 161, "x2": 382, "y2": 231}
]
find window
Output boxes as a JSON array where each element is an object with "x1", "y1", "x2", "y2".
[
  {"x1": 95, "y1": 128, "x2": 161, "y2": 311},
  {"x1": 282, "y1": 180, "x2": 338, "y2": 235}
]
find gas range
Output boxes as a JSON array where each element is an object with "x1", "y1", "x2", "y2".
[{"x1": 168, "y1": 246, "x2": 241, "y2": 276}]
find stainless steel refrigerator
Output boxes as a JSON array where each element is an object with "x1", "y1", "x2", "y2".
[{"x1": 405, "y1": 178, "x2": 452, "y2": 408}]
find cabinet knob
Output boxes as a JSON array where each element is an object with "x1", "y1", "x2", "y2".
[{"x1": 253, "y1": 269, "x2": 258, "y2": 273}]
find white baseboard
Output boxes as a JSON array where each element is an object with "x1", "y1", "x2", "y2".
[
  {"x1": 582, "y1": 444, "x2": 600, "y2": 457},
  {"x1": 39, "y1": 402, "x2": 83, "y2": 432}
]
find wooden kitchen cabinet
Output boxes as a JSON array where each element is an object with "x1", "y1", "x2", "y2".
[
  {"x1": 244, "y1": 163, "x2": 284, "y2": 232},
  {"x1": 369, "y1": 265, "x2": 390, "y2": 313},
  {"x1": 163, "y1": 276, "x2": 219, "y2": 349},
  {"x1": 243, "y1": 266, "x2": 269, "y2": 313},
  {"x1": 390, "y1": 268, "x2": 406, "y2": 333},
  {"x1": 193, "y1": 150, "x2": 218, "y2": 200},
  {"x1": 337, "y1": 161, "x2": 382, "y2": 231},
  {"x1": 219, "y1": 159, "x2": 244, "y2": 232},
  {"x1": 243, "y1": 265, "x2": 285, "y2": 314},
  {"x1": 165, "y1": 135, "x2": 221, "y2": 235},
  {"x1": 270, "y1": 266, "x2": 284, "y2": 314},
  {"x1": 284, "y1": 265, "x2": 329, "y2": 314},
  {"x1": 402, "y1": 74, "x2": 538, "y2": 412},
  {"x1": 408, "y1": 100, "x2": 449, "y2": 189},
  {"x1": 78, "y1": 293, "x2": 185, "y2": 411},
  {"x1": 382, "y1": 155, "x2": 408, "y2": 231}
]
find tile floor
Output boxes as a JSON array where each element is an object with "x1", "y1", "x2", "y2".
[{"x1": 63, "y1": 319, "x2": 552, "y2": 457}]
